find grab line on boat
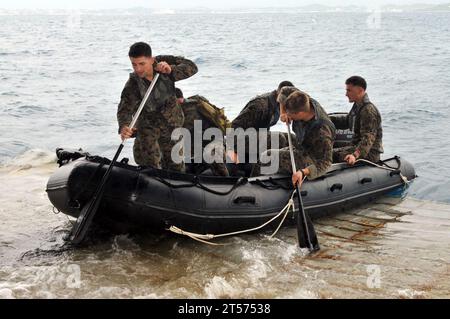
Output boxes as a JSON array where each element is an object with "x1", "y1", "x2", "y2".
[
  {"x1": 354, "y1": 159, "x2": 410, "y2": 185},
  {"x1": 168, "y1": 191, "x2": 297, "y2": 245}
]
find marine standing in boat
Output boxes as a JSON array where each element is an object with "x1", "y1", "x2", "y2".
[
  {"x1": 252, "y1": 88, "x2": 336, "y2": 187},
  {"x1": 332, "y1": 76, "x2": 383, "y2": 165},
  {"x1": 117, "y1": 42, "x2": 198, "y2": 171}
]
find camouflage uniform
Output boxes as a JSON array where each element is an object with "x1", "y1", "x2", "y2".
[
  {"x1": 231, "y1": 91, "x2": 288, "y2": 160},
  {"x1": 332, "y1": 93, "x2": 383, "y2": 163},
  {"x1": 231, "y1": 91, "x2": 280, "y2": 130},
  {"x1": 252, "y1": 95, "x2": 336, "y2": 180},
  {"x1": 181, "y1": 95, "x2": 230, "y2": 176},
  {"x1": 117, "y1": 55, "x2": 198, "y2": 171}
]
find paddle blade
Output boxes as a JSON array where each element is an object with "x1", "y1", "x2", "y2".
[
  {"x1": 67, "y1": 143, "x2": 124, "y2": 245},
  {"x1": 68, "y1": 191, "x2": 104, "y2": 245},
  {"x1": 294, "y1": 190, "x2": 320, "y2": 252},
  {"x1": 296, "y1": 210, "x2": 320, "y2": 252}
]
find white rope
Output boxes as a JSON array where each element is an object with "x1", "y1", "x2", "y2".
[
  {"x1": 269, "y1": 191, "x2": 295, "y2": 239},
  {"x1": 270, "y1": 175, "x2": 307, "y2": 239},
  {"x1": 170, "y1": 159, "x2": 408, "y2": 245},
  {"x1": 169, "y1": 191, "x2": 297, "y2": 245}
]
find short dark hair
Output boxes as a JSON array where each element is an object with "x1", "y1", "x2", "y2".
[
  {"x1": 278, "y1": 81, "x2": 294, "y2": 91},
  {"x1": 175, "y1": 88, "x2": 183, "y2": 98},
  {"x1": 285, "y1": 91, "x2": 310, "y2": 113},
  {"x1": 345, "y1": 76, "x2": 367, "y2": 90},
  {"x1": 128, "y1": 42, "x2": 152, "y2": 58}
]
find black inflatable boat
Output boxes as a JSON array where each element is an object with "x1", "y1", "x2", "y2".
[{"x1": 46, "y1": 148, "x2": 416, "y2": 235}]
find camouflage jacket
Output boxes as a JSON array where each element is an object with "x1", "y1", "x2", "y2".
[
  {"x1": 231, "y1": 91, "x2": 280, "y2": 130},
  {"x1": 292, "y1": 98, "x2": 336, "y2": 180},
  {"x1": 117, "y1": 55, "x2": 198, "y2": 131},
  {"x1": 332, "y1": 93, "x2": 383, "y2": 158}
]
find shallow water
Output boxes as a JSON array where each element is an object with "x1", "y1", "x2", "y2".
[
  {"x1": 0, "y1": 151, "x2": 449, "y2": 298},
  {"x1": 1, "y1": 11, "x2": 450, "y2": 298}
]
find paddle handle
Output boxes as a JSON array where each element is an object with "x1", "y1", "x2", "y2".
[{"x1": 286, "y1": 123, "x2": 297, "y2": 173}]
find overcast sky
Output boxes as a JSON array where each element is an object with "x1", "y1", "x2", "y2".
[{"x1": 0, "y1": 0, "x2": 448, "y2": 10}]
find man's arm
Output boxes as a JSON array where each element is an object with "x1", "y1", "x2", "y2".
[
  {"x1": 354, "y1": 104, "x2": 380, "y2": 158},
  {"x1": 227, "y1": 98, "x2": 268, "y2": 162},
  {"x1": 278, "y1": 86, "x2": 300, "y2": 123},
  {"x1": 155, "y1": 55, "x2": 198, "y2": 81},
  {"x1": 304, "y1": 126, "x2": 334, "y2": 180},
  {"x1": 280, "y1": 102, "x2": 288, "y2": 123},
  {"x1": 231, "y1": 98, "x2": 267, "y2": 130}
]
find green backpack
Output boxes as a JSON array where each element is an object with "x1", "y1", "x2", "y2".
[{"x1": 188, "y1": 95, "x2": 231, "y2": 134}]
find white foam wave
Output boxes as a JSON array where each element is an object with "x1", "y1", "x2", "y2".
[{"x1": 1, "y1": 149, "x2": 56, "y2": 172}]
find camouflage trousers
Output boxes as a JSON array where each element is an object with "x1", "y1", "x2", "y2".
[
  {"x1": 133, "y1": 124, "x2": 185, "y2": 172},
  {"x1": 272, "y1": 131, "x2": 289, "y2": 149},
  {"x1": 333, "y1": 146, "x2": 381, "y2": 163},
  {"x1": 209, "y1": 162, "x2": 229, "y2": 176},
  {"x1": 186, "y1": 139, "x2": 229, "y2": 177},
  {"x1": 251, "y1": 147, "x2": 313, "y2": 177},
  {"x1": 208, "y1": 140, "x2": 229, "y2": 176}
]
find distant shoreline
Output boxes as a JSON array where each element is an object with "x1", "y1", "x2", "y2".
[{"x1": 1, "y1": 4, "x2": 450, "y2": 15}]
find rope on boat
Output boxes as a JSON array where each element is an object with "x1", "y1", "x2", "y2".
[
  {"x1": 169, "y1": 190, "x2": 297, "y2": 245},
  {"x1": 169, "y1": 159, "x2": 410, "y2": 245},
  {"x1": 354, "y1": 158, "x2": 410, "y2": 185}
]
